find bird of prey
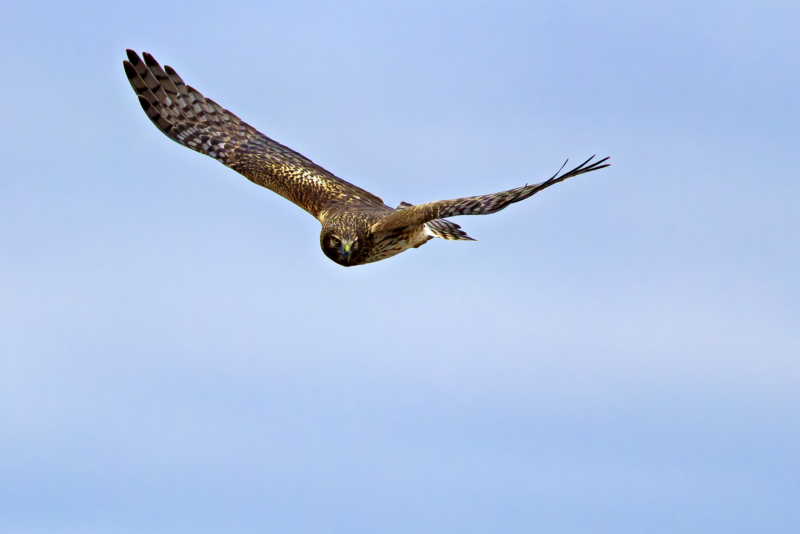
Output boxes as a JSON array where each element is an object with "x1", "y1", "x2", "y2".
[{"x1": 123, "y1": 50, "x2": 609, "y2": 267}]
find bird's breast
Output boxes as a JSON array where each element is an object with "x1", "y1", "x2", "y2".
[{"x1": 361, "y1": 225, "x2": 432, "y2": 264}]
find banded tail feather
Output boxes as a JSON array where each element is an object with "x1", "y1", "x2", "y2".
[{"x1": 396, "y1": 202, "x2": 475, "y2": 241}]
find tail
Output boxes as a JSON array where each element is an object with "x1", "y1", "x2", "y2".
[{"x1": 396, "y1": 202, "x2": 476, "y2": 241}]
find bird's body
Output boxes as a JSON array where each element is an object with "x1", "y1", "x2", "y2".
[{"x1": 123, "y1": 50, "x2": 609, "y2": 267}]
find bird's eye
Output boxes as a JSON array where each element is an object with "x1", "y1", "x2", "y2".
[{"x1": 332, "y1": 237, "x2": 340, "y2": 245}]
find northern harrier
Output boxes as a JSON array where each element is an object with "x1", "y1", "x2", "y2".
[{"x1": 123, "y1": 50, "x2": 609, "y2": 267}]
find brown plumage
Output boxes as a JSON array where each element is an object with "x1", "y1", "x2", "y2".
[{"x1": 123, "y1": 50, "x2": 610, "y2": 267}]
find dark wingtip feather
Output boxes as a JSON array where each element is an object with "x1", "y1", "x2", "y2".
[
  {"x1": 122, "y1": 60, "x2": 137, "y2": 80},
  {"x1": 557, "y1": 155, "x2": 612, "y2": 180},
  {"x1": 586, "y1": 156, "x2": 610, "y2": 170},
  {"x1": 125, "y1": 49, "x2": 140, "y2": 65},
  {"x1": 581, "y1": 156, "x2": 611, "y2": 173},
  {"x1": 137, "y1": 95, "x2": 151, "y2": 111},
  {"x1": 142, "y1": 51, "x2": 160, "y2": 69},
  {"x1": 549, "y1": 159, "x2": 570, "y2": 181}
]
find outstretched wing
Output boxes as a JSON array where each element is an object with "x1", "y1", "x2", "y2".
[
  {"x1": 371, "y1": 156, "x2": 610, "y2": 233},
  {"x1": 123, "y1": 50, "x2": 385, "y2": 220}
]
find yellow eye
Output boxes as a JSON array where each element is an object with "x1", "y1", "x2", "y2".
[{"x1": 332, "y1": 237, "x2": 340, "y2": 245}]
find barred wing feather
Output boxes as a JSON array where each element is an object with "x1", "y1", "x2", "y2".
[
  {"x1": 372, "y1": 156, "x2": 610, "y2": 234},
  {"x1": 123, "y1": 50, "x2": 385, "y2": 219}
]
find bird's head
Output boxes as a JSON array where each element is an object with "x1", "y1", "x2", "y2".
[{"x1": 320, "y1": 218, "x2": 368, "y2": 267}]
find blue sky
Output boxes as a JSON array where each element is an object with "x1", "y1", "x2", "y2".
[{"x1": 1, "y1": 0, "x2": 798, "y2": 532}]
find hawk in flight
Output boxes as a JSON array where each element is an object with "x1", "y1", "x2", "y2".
[{"x1": 123, "y1": 50, "x2": 609, "y2": 267}]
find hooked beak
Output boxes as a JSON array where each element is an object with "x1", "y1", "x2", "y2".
[{"x1": 341, "y1": 241, "x2": 354, "y2": 263}]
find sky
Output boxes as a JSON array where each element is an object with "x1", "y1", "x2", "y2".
[{"x1": 1, "y1": 0, "x2": 798, "y2": 532}]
